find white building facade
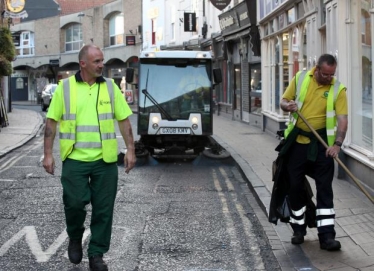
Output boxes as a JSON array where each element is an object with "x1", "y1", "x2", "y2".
[{"x1": 141, "y1": 0, "x2": 228, "y2": 51}]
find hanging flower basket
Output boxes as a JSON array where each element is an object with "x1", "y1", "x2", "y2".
[
  {"x1": 0, "y1": 27, "x2": 16, "y2": 62},
  {"x1": 0, "y1": 56, "x2": 13, "y2": 76}
]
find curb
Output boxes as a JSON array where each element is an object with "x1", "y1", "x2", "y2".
[{"x1": 0, "y1": 112, "x2": 44, "y2": 158}]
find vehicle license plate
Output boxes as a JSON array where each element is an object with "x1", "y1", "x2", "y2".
[{"x1": 161, "y1": 127, "x2": 190, "y2": 134}]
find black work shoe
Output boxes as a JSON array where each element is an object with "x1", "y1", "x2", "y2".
[
  {"x1": 320, "y1": 239, "x2": 341, "y2": 251},
  {"x1": 291, "y1": 232, "x2": 305, "y2": 245},
  {"x1": 89, "y1": 255, "x2": 108, "y2": 271},
  {"x1": 68, "y1": 239, "x2": 83, "y2": 264}
]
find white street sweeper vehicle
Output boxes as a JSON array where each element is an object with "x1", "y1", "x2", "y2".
[{"x1": 125, "y1": 50, "x2": 229, "y2": 159}]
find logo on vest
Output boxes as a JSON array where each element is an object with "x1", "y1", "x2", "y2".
[
  {"x1": 323, "y1": 91, "x2": 329, "y2": 98},
  {"x1": 99, "y1": 100, "x2": 111, "y2": 106}
]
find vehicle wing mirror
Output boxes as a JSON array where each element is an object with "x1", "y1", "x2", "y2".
[
  {"x1": 125, "y1": 68, "x2": 134, "y2": 84},
  {"x1": 213, "y1": 68, "x2": 222, "y2": 85}
]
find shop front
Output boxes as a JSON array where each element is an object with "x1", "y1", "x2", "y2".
[
  {"x1": 217, "y1": 0, "x2": 261, "y2": 124},
  {"x1": 259, "y1": 0, "x2": 374, "y2": 194},
  {"x1": 259, "y1": 0, "x2": 308, "y2": 135}
]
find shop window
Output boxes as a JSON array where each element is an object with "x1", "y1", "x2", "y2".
[
  {"x1": 234, "y1": 65, "x2": 241, "y2": 110},
  {"x1": 283, "y1": 33, "x2": 289, "y2": 90},
  {"x1": 352, "y1": 0, "x2": 373, "y2": 151},
  {"x1": 250, "y1": 64, "x2": 261, "y2": 113},
  {"x1": 152, "y1": 19, "x2": 156, "y2": 45},
  {"x1": 109, "y1": 13, "x2": 124, "y2": 46},
  {"x1": 171, "y1": 23, "x2": 175, "y2": 40},
  {"x1": 297, "y1": 2, "x2": 305, "y2": 20},
  {"x1": 287, "y1": 7, "x2": 295, "y2": 25},
  {"x1": 361, "y1": 10, "x2": 371, "y2": 44},
  {"x1": 320, "y1": 0, "x2": 326, "y2": 26},
  {"x1": 302, "y1": 27, "x2": 307, "y2": 69},
  {"x1": 271, "y1": 19, "x2": 275, "y2": 33},
  {"x1": 278, "y1": 13, "x2": 285, "y2": 30},
  {"x1": 264, "y1": 23, "x2": 269, "y2": 36}
]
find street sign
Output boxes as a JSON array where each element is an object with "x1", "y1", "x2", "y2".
[
  {"x1": 184, "y1": 12, "x2": 196, "y2": 32},
  {"x1": 49, "y1": 59, "x2": 59, "y2": 67},
  {"x1": 210, "y1": 0, "x2": 230, "y2": 11}
]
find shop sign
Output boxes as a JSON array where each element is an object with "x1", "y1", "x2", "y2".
[
  {"x1": 4, "y1": 0, "x2": 28, "y2": 19},
  {"x1": 126, "y1": 35, "x2": 136, "y2": 46},
  {"x1": 11, "y1": 70, "x2": 28, "y2": 77},
  {"x1": 210, "y1": 0, "x2": 230, "y2": 11},
  {"x1": 237, "y1": 2, "x2": 250, "y2": 27},
  {"x1": 219, "y1": 1, "x2": 250, "y2": 33},
  {"x1": 184, "y1": 12, "x2": 196, "y2": 32},
  {"x1": 49, "y1": 59, "x2": 60, "y2": 67},
  {"x1": 219, "y1": 15, "x2": 236, "y2": 31},
  {"x1": 125, "y1": 89, "x2": 133, "y2": 104}
]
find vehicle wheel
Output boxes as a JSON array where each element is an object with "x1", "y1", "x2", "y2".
[
  {"x1": 203, "y1": 146, "x2": 231, "y2": 159},
  {"x1": 41, "y1": 100, "x2": 47, "y2": 112}
]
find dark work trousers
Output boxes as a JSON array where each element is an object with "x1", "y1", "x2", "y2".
[
  {"x1": 61, "y1": 158, "x2": 118, "y2": 257},
  {"x1": 286, "y1": 142, "x2": 335, "y2": 237}
]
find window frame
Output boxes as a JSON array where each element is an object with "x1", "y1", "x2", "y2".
[
  {"x1": 109, "y1": 13, "x2": 124, "y2": 46},
  {"x1": 65, "y1": 24, "x2": 83, "y2": 52},
  {"x1": 16, "y1": 31, "x2": 34, "y2": 57}
]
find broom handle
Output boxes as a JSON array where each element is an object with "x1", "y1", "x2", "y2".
[{"x1": 295, "y1": 110, "x2": 374, "y2": 204}]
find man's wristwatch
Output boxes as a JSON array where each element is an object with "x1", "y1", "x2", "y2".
[{"x1": 334, "y1": 141, "x2": 342, "y2": 147}]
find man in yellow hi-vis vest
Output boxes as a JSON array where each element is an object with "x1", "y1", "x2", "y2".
[
  {"x1": 43, "y1": 45, "x2": 136, "y2": 271},
  {"x1": 280, "y1": 54, "x2": 348, "y2": 251}
]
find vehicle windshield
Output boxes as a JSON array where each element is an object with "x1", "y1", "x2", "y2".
[{"x1": 138, "y1": 58, "x2": 212, "y2": 119}]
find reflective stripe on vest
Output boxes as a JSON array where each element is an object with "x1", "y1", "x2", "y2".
[
  {"x1": 59, "y1": 77, "x2": 118, "y2": 162},
  {"x1": 284, "y1": 71, "x2": 345, "y2": 146}
]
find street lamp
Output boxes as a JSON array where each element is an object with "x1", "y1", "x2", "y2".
[{"x1": 77, "y1": 12, "x2": 93, "y2": 21}]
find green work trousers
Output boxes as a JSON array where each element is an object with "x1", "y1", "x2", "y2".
[{"x1": 61, "y1": 158, "x2": 118, "y2": 257}]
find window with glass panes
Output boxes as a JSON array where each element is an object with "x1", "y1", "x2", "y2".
[
  {"x1": 109, "y1": 13, "x2": 124, "y2": 46},
  {"x1": 65, "y1": 24, "x2": 82, "y2": 52},
  {"x1": 351, "y1": 0, "x2": 373, "y2": 152},
  {"x1": 16, "y1": 31, "x2": 34, "y2": 56}
]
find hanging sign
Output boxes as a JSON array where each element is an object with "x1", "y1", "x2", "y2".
[
  {"x1": 184, "y1": 12, "x2": 196, "y2": 32},
  {"x1": 6, "y1": 0, "x2": 25, "y2": 13},
  {"x1": 126, "y1": 35, "x2": 136, "y2": 46},
  {"x1": 4, "y1": 0, "x2": 28, "y2": 19},
  {"x1": 210, "y1": 0, "x2": 231, "y2": 11}
]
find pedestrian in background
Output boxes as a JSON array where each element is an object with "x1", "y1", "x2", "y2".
[
  {"x1": 43, "y1": 44, "x2": 136, "y2": 270},
  {"x1": 280, "y1": 54, "x2": 348, "y2": 251}
]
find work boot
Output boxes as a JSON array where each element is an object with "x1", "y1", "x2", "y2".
[
  {"x1": 319, "y1": 232, "x2": 341, "y2": 251},
  {"x1": 89, "y1": 255, "x2": 108, "y2": 271},
  {"x1": 291, "y1": 232, "x2": 305, "y2": 245},
  {"x1": 320, "y1": 238, "x2": 341, "y2": 251},
  {"x1": 68, "y1": 239, "x2": 82, "y2": 264}
]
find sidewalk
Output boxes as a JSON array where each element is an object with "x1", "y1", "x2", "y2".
[
  {"x1": 212, "y1": 116, "x2": 374, "y2": 271},
  {"x1": 0, "y1": 106, "x2": 43, "y2": 158},
  {"x1": 2, "y1": 103, "x2": 374, "y2": 271}
]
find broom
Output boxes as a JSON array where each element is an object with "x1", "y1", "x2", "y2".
[{"x1": 296, "y1": 110, "x2": 374, "y2": 204}]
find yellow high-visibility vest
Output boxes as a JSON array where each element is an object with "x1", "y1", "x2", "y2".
[
  {"x1": 59, "y1": 76, "x2": 117, "y2": 162},
  {"x1": 284, "y1": 70, "x2": 345, "y2": 146}
]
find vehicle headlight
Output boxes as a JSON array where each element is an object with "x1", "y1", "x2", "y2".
[
  {"x1": 152, "y1": 116, "x2": 159, "y2": 130},
  {"x1": 152, "y1": 116, "x2": 159, "y2": 124},
  {"x1": 196, "y1": 53, "x2": 207, "y2": 58},
  {"x1": 191, "y1": 117, "x2": 199, "y2": 124}
]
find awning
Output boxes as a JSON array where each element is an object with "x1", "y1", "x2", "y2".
[{"x1": 222, "y1": 27, "x2": 251, "y2": 41}]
